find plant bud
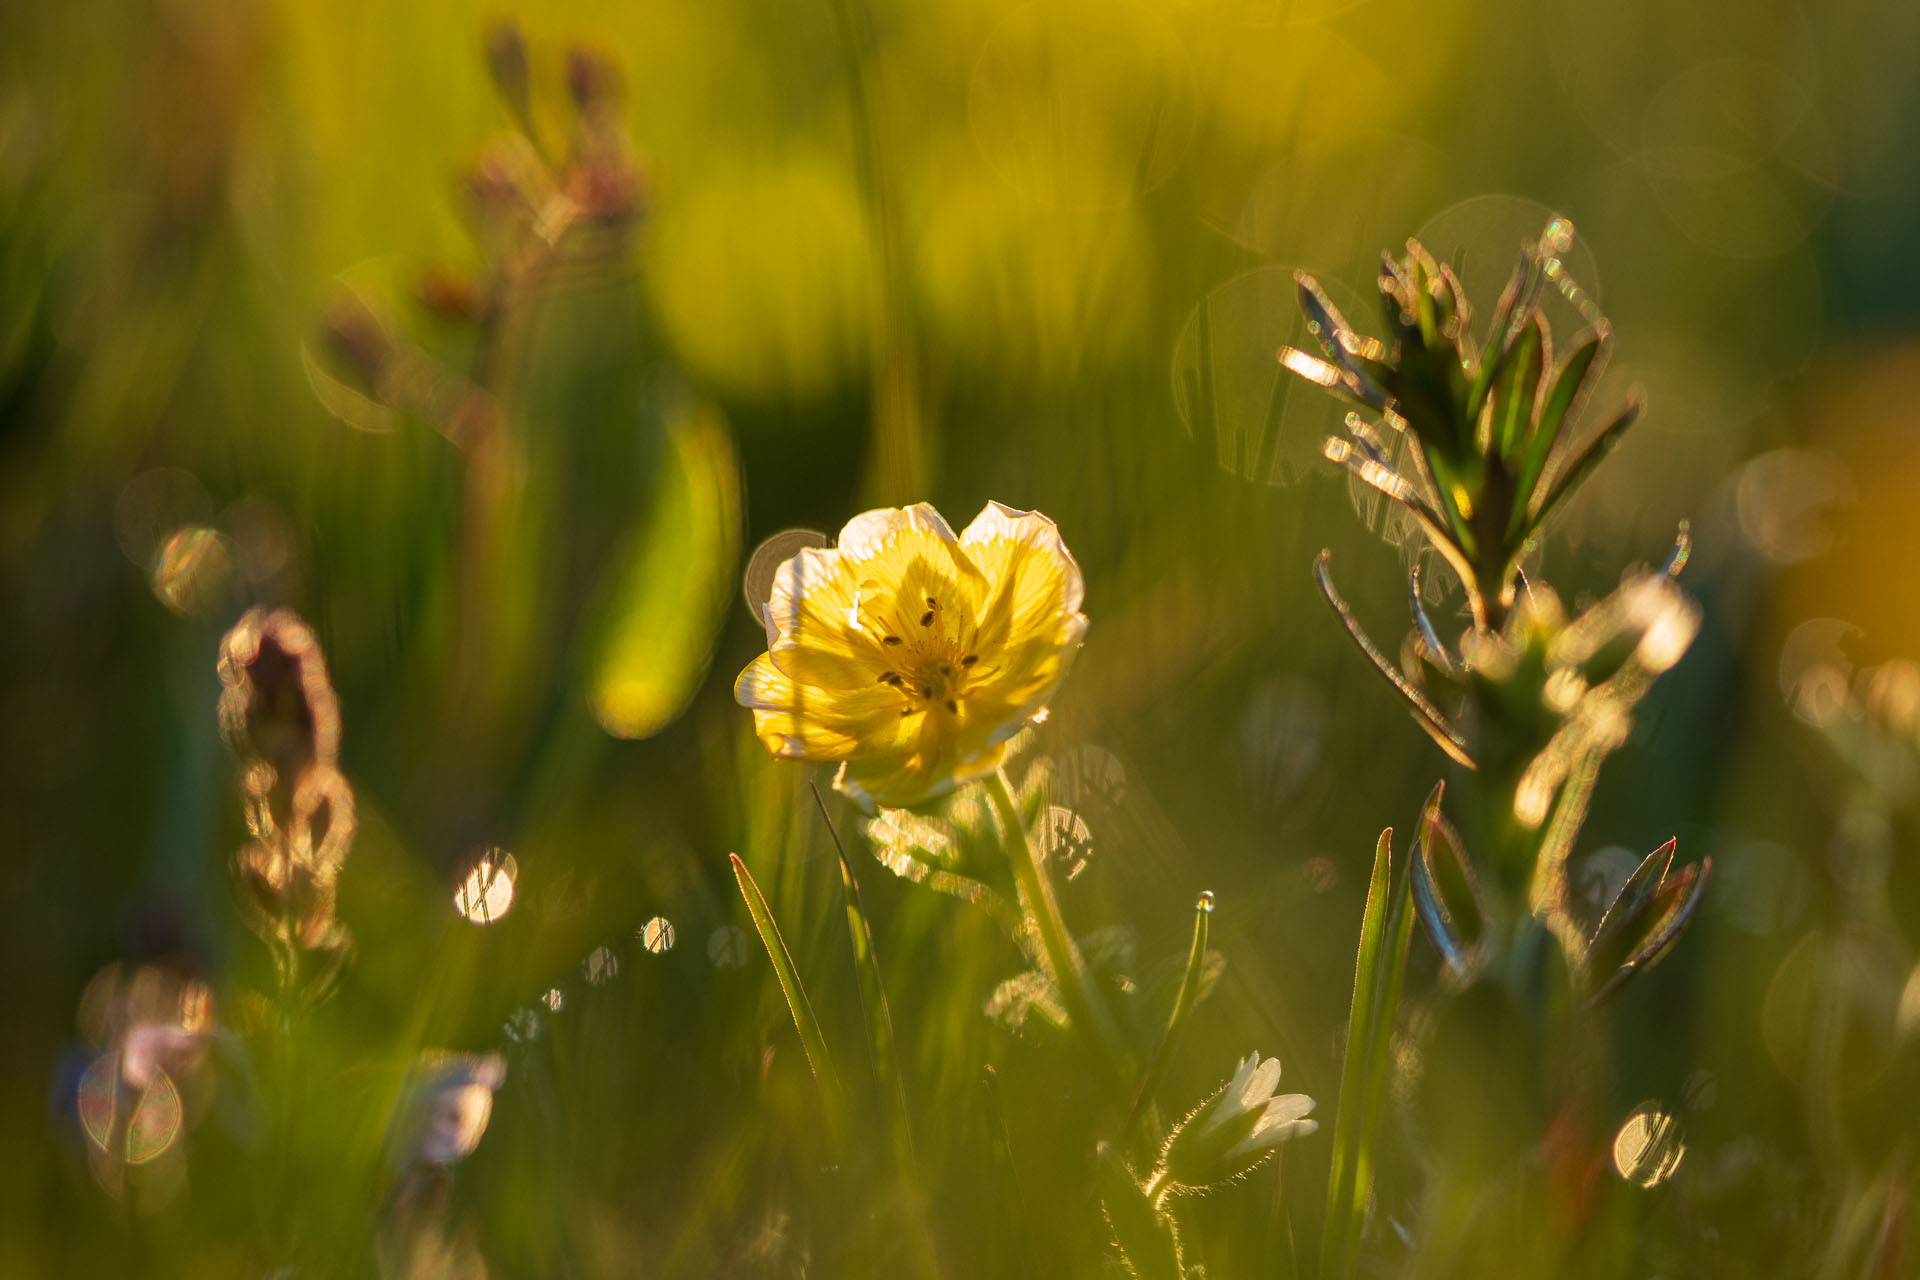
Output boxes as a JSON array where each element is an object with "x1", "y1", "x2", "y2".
[
  {"x1": 1158, "y1": 1052, "x2": 1315, "y2": 1191},
  {"x1": 481, "y1": 20, "x2": 530, "y2": 123}
]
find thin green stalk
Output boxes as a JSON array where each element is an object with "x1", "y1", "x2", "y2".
[
  {"x1": 825, "y1": 0, "x2": 926, "y2": 502},
  {"x1": 1322, "y1": 828, "x2": 1415, "y2": 1280},
  {"x1": 729, "y1": 852, "x2": 848, "y2": 1146},
  {"x1": 985, "y1": 767, "x2": 1130, "y2": 1100},
  {"x1": 809, "y1": 781, "x2": 917, "y2": 1178},
  {"x1": 1123, "y1": 891, "x2": 1213, "y2": 1140}
]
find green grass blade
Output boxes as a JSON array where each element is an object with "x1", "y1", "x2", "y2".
[
  {"x1": 729, "y1": 851, "x2": 846, "y2": 1144},
  {"x1": 1122, "y1": 890, "x2": 1214, "y2": 1139},
  {"x1": 1321, "y1": 827, "x2": 1414, "y2": 1280},
  {"x1": 1350, "y1": 843, "x2": 1415, "y2": 1262},
  {"x1": 810, "y1": 782, "x2": 917, "y2": 1178}
]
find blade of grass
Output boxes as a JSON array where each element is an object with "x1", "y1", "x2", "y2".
[
  {"x1": 729, "y1": 851, "x2": 847, "y2": 1146},
  {"x1": 1321, "y1": 827, "x2": 1415, "y2": 1280},
  {"x1": 810, "y1": 781, "x2": 917, "y2": 1179},
  {"x1": 1122, "y1": 891, "x2": 1214, "y2": 1141}
]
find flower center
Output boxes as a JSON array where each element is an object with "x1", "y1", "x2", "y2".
[{"x1": 870, "y1": 592, "x2": 982, "y2": 715}]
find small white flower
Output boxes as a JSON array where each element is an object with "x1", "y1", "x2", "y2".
[
  {"x1": 1159, "y1": 1052, "x2": 1316, "y2": 1190},
  {"x1": 390, "y1": 1052, "x2": 507, "y2": 1170}
]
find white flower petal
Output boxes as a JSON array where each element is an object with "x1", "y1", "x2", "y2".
[
  {"x1": 1258, "y1": 1092, "x2": 1317, "y2": 1128},
  {"x1": 1227, "y1": 1114, "x2": 1318, "y2": 1160},
  {"x1": 1238, "y1": 1056, "x2": 1283, "y2": 1109}
]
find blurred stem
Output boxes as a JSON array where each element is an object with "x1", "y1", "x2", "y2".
[
  {"x1": 985, "y1": 767, "x2": 1130, "y2": 1102},
  {"x1": 809, "y1": 782, "x2": 918, "y2": 1182},
  {"x1": 1122, "y1": 892, "x2": 1212, "y2": 1143},
  {"x1": 826, "y1": 0, "x2": 927, "y2": 503}
]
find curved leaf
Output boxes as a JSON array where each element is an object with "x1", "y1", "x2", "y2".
[
  {"x1": 1314, "y1": 553, "x2": 1473, "y2": 768},
  {"x1": 1510, "y1": 324, "x2": 1610, "y2": 522},
  {"x1": 1410, "y1": 783, "x2": 1487, "y2": 983},
  {"x1": 586, "y1": 400, "x2": 742, "y2": 738}
]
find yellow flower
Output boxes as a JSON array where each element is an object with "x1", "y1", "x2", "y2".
[{"x1": 736, "y1": 501, "x2": 1087, "y2": 810}]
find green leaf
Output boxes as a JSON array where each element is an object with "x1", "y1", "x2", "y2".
[
  {"x1": 1509, "y1": 324, "x2": 1609, "y2": 527},
  {"x1": 729, "y1": 852, "x2": 846, "y2": 1143},
  {"x1": 1464, "y1": 254, "x2": 1533, "y2": 423},
  {"x1": 1322, "y1": 825, "x2": 1415, "y2": 1280},
  {"x1": 1292, "y1": 271, "x2": 1390, "y2": 409},
  {"x1": 1410, "y1": 782, "x2": 1487, "y2": 982},
  {"x1": 1519, "y1": 396, "x2": 1641, "y2": 542},
  {"x1": 585, "y1": 399, "x2": 742, "y2": 739},
  {"x1": 1582, "y1": 837, "x2": 1676, "y2": 976},
  {"x1": 1588, "y1": 853, "x2": 1711, "y2": 1005},
  {"x1": 1489, "y1": 312, "x2": 1546, "y2": 466},
  {"x1": 1122, "y1": 890, "x2": 1215, "y2": 1138},
  {"x1": 1313, "y1": 552, "x2": 1473, "y2": 769}
]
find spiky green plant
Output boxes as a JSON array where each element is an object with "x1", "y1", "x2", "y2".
[{"x1": 1285, "y1": 222, "x2": 1714, "y2": 1277}]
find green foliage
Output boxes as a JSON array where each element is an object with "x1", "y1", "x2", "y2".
[
  {"x1": 1322, "y1": 826, "x2": 1414, "y2": 1280},
  {"x1": 729, "y1": 851, "x2": 848, "y2": 1142},
  {"x1": 585, "y1": 400, "x2": 742, "y2": 740},
  {"x1": 6, "y1": 1, "x2": 1920, "y2": 1277}
]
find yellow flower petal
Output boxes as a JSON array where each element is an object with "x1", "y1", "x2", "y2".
[
  {"x1": 761, "y1": 502, "x2": 988, "y2": 687},
  {"x1": 837, "y1": 736, "x2": 1011, "y2": 811},
  {"x1": 737, "y1": 499, "x2": 1086, "y2": 810},
  {"x1": 962, "y1": 504, "x2": 1085, "y2": 653},
  {"x1": 734, "y1": 653, "x2": 912, "y2": 761}
]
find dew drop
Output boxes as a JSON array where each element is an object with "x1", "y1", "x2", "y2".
[
  {"x1": 1195, "y1": 890, "x2": 1215, "y2": 913},
  {"x1": 639, "y1": 916, "x2": 676, "y2": 954},
  {"x1": 151, "y1": 526, "x2": 234, "y2": 617},
  {"x1": 1682, "y1": 1068, "x2": 1717, "y2": 1112},
  {"x1": 1612, "y1": 1102, "x2": 1685, "y2": 1188},
  {"x1": 1302, "y1": 857, "x2": 1337, "y2": 894},
  {"x1": 583, "y1": 946, "x2": 619, "y2": 985},
  {"x1": 454, "y1": 849, "x2": 517, "y2": 924},
  {"x1": 708, "y1": 925, "x2": 752, "y2": 970}
]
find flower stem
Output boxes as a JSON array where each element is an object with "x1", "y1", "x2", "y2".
[{"x1": 986, "y1": 767, "x2": 1130, "y2": 1101}]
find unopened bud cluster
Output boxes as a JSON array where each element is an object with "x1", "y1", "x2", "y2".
[
  {"x1": 217, "y1": 607, "x2": 356, "y2": 1001},
  {"x1": 317, "y1": 24, "x2": 646, "y2": 450}
]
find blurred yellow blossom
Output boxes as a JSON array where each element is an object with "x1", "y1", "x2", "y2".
[{"x1": 736, "y1": 501, "x2": 1086, "y2": 810}]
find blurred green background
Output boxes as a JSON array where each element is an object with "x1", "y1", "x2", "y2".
[{"x1": 6, "y1": 0, "x2": 1920, "y2": 1273}]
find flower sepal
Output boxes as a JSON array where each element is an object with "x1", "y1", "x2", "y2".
[{"x1": 1097, "y1": 1142, "x2": 1185, "y2": 1280}]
